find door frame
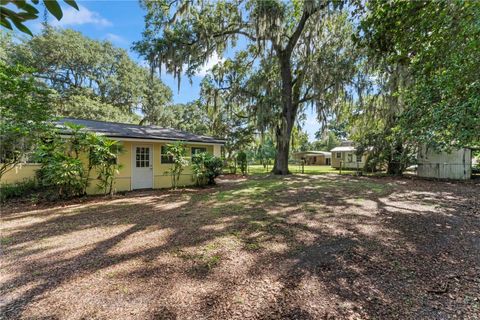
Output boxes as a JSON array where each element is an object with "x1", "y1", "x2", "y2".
[{"x1": 131, "y1": 143, "x2": 154, "y2": 190}]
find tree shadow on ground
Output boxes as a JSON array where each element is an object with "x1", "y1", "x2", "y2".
[{"x1": 1, "y1": 174, "x2": 479, "y2": 319}]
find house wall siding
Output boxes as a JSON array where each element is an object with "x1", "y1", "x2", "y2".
[
  {"x1": 331, "y1": 152, "x2": 367, "y2": 169},
  {"x1": 1, "y1": 164, "x2": 41, "y2": 185},
  {"x1": 417, "y1": 147, "x2": 471, "y2": 180}
]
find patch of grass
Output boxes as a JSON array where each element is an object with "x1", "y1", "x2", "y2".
[
  {"x1": 172, "y1": 249, "x2": 202, "y2": 261},
  {"x1": 190, "y1": 193, "x2": 209, "y2": 203},
  {"x1": 244, "y1": 242, "x2": 261, "y2": 251},
  {"x1": 303, "y1": 204, "x2": 318, "y2": 213},
  {"x1": 203, "y1": 242, "x2": 219, "y2": 252},
  {"x1": 1, "y1": 237, "x2": 13, "y2": 246},
  {"x1": 321, "y1": 179, "x2": 391, "y2": 195},
  {"x1": 204, "y1": 255, "x2": 221, "y2": 269},
  {"x1": 248, "y1": 164, "x2": 356, "y2": 175},
  {"x1": 210, "y1": 203, "x2": 244, "y2": 216},
  {"x1": 214, "y1": 178, "x2": 286, "y2": 203},
  {"x1": 117, "y1": 285, "x2": 130, "y2": 294},
  {"x1": 106, "y1": 271, "x2": 120, "y2": 279}
]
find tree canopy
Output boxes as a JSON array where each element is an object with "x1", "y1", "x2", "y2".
[
  {"x1": 0, "y1": 62, "x2": 53, "y2": 179},
  {"x1": 2, "y1": 27, "x2": 172, "y2": 124},
  {"x1": 346, "y1": 0, "x2": 480, "y2": 173}
]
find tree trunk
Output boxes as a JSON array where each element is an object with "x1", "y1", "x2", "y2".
[
  {"x1": 386, "y1": 142, "x2": 404, "y2": 175},
  {"x1": 272, "y1": 55, "x2": 297, "y2": 175},
  {"x1": 273, "y1": 118, "x2": 294, "y2": 174}
]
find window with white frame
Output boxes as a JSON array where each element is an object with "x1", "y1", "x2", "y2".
[{"x1": 135, "y1": 147, "x2": 150, "y2": 167}]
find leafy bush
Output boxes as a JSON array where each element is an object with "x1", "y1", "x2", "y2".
[
  {"x1": 0, "y1": 179, "x2": 38, "y2": 202},
  {"x1": 88, "y1": 135, "x2": 124, "y2": 196},
  {"x1": 37, "y1": 153, "x2": 86, "y2": 199},
  {"x1": 237, "y1": 151, "x2": 248, "y2": 175},
  {"x1": 36, "y1": 123, "x2": 123, "y2": 199},
  {"x1": 192, "y1": 153, "x2": 223, "y2": 186},
  {"x1": 164, "y1": 142, "x2": 189, "y2": 189},
  {"x1": 473, "y1": 161, "x2": 480, "y2": 174}
]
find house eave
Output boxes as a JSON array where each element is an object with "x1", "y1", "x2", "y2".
[{"x1": 59, "y1": 133, "x2": 226, "y2": 145}]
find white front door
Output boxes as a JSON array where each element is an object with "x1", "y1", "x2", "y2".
[{"x1": 132, "y1": 145, "x2": 153, "y2": 189}]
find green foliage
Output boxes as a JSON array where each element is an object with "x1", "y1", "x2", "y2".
[
  {"x1": 36, "y1": 123, "x2": 123, "y2": 198},
  {"x1": 322, "y1": 120, "x2": 349, "y2": 141},
  {"x1": 148, "y1": 101, "x2": 211, "y2": 134},
  {"x1": 0, "y1": 179, "x2": 38, "y2": 202},
  {"x1": 55, "y1": 94, "x2": 141, "y2": 124},
  {"x1": 0, "y1": 0, "x2": 78, "y2": 36},
  {"x1": 252, "y1": 136, "x2": 276, "y2": 169},
  {"x1": 164, "y1": 142, "x2": 189, "y2": 189},
  {"x1": 0, "y1": 62, "x2": 53, "y2": 180},
  {"x1": 236, "y1": 151, "x2": 248, "y2": 176},
  {"x1": 4, "y1": 27, "x2": 171, "y2": 124},
  {"x1": 36, "y1": 124, "x2": 88, "y2": 198},
  {"x1": 37, "y1": 152, "x2": 86, "y2": 199},
  {"x1": 291, "y1": 127, "x2": 310, "y2": 152},
  {"x1": 310, "y1": 131, "x2": 340, "y2": 152},
  {"x1": 191, "y1": 153, "x2": 223, "y2": 186},
  {"x1": 357, "y1": 0, "x2": 480, "y2": 151},
  {"x1": 87, "y1": 135, "x2": 124, "y2": 196}
]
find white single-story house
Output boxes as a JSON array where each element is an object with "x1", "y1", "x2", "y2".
[
  {"x1": 292, "y1": 151, "x2": 332, "y2": 165},
  {"x1": 2, "y1": 118, "x2": 225, "y2": 193},
  {"x1": 330, "y1": 141, "x2": 369, "y2": 169}
]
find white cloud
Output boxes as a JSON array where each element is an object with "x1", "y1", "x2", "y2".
[
  {"x1": 52, "y1": 4, "x2": 112, "y2": 27},
  {"x1": 196, "y1": 52, "x2": 225, "y2": 77},
  {"x1": 105, "y1": 33, "x2": 128, "y2": 45}
]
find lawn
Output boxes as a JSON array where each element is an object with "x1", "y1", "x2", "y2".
[
  {"x1": 248, "y1": 164, "x2": 356, "y2": 175},
  {"x1": 1, "y1": 174, "x2": 479, "y2": 319}
]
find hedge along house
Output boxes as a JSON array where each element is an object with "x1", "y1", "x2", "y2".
[
  {"x1": 2, "y1": 118, "x2": 225, "y2": 194},
  {"x1": 330, "y1": 141, "x2": 369, "y2": 170},
  {"x1": 292, "y1": 151, "x2": 332, "y2": 165}
]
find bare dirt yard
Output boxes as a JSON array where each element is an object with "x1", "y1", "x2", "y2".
[{"x1": 1, "y1": 174, "x2": 479, "y2": 319}]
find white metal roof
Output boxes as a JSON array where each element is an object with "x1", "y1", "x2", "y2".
[{"x1": 330, "y1": 146, "x2": 357, "y2": 152}]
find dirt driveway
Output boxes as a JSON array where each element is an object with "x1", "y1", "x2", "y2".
[{"x1": 1, "y1": 174, "x2": 479, "y2": 319}]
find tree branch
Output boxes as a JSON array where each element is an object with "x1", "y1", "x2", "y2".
[{"x1": 286, "y1": 4, "x2": 326, "y2": 54}]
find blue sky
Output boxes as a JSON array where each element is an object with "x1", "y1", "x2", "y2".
[{"x1": 23, "y1": 0, "x2": 321, "y2": 141}]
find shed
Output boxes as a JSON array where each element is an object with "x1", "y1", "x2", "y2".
[{"x1": 417, "y1": 146, "x2": 472, "y2": 180}]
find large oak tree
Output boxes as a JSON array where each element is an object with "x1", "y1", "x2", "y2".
[{"x1": 135, "y1": 0, "x2": 357, "y2": 174}]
